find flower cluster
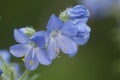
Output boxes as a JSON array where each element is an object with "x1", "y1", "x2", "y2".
[{"x1": 10, "y1": 5, "x2": 91, "y2": 71}]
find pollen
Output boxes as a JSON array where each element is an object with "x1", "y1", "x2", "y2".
[
  {"x1": 22, "y1": 58, "x2": 25, "y2": 61},
  {"x1": 29, "y1": 60, "x2": 34, "y2": 65}
]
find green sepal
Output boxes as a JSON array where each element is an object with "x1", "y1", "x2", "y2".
[{"x1": 59, "y1": 8, "x2": 70, "y2": 22}]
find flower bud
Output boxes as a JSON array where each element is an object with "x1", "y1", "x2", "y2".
[
  {"x1": 59, "y1": 5, "x2": 90, "y2": 23},
  {"x1": 19, "y1": 27, "x2": 36, "y2": 37}
]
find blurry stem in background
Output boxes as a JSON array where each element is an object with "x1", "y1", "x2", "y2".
[
  {"x1": 0, "y1": 54, "x2": 10, "y2": 72},
  {"x1": 11, "y1": 67, "x2": 15, "y2": 80},
  {"x1": 19, "y1": 69, "x2": 30, "y2": 80},
  {"x1": 116, "y1": 18, "x2": 120, "y2": 27},
  {"x1": 29, "y1": 74, "x2": 40, "y2": 80},
  {"x1": 0, "y1": 54, "x2": 15, "y2": 80}
]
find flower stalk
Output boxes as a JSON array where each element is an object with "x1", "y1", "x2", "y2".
[{"x1": 19, "y1": 69, "x2": 30, "y2": 80}]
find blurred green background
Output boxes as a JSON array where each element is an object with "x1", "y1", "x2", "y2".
[{"x1": 0, "y1": 0, "x2": 120, "y2": 80}]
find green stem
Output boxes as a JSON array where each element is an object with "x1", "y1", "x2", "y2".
[
  {"x1": 19, "y1": 69, "x2": 30, "y2": 80},
  {"x1": 0, "y1": 54, "x2": 15, "y2": 80},
  {"x1": 10, "y1": 67, "x2": 15, "y2": 80}
]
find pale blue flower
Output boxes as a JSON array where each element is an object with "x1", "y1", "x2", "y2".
[
  {"x1": 0, "y1": 50, "x2": 11, "y2": 75},
  {"x1": 67, "y1": 5, "x2": 90, "y2": 24},
  {"x1": 34, "y1": 14, "x2": 78, "y2": 60},
  {"x1": 10, "y1": 28, "x2": 51, "y2": 70},
  {"x1": 72, "y1": 23, "x2": 91, "y2": 45},
  {"x1": 62, "y1": 5, "x2": 91, "y2": 45}
]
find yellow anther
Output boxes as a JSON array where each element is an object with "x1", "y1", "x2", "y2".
[
  {"x1": 29, "y1": 60, "x2": 34, "y2": 65},
  {"x1": 22, "y1": 58, "x2": 25, "y2": 61}
]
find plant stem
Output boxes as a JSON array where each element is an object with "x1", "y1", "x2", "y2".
[
  {"x1": 0, "y1": 54, "x2": 15, "y2": 80},
  {"x1": 10, "y1": 67, "x2": 15, "y2": 80},
  {"x1": 19, "y1": 69, "x2": 30, "y2": 80}
]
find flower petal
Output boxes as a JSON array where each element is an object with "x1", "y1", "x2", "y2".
[
  {"x1": 47, "y1": 38, "x2": 60, "y2": 60},
  {"x1": 73, "y1": 31, "x2": 90, "y2": 45},
  {"x1": 24, "y1": 49, "x2": 39, "y2": 70},
  {"x1": 60, "y1": 21, "x2": 78, "y2": 37},
  {"x1": 31, "y1": 36, "x2": 45, "y2": 49},
  {"x1": 58, "y1": 35, "x2": 77, "y2": 55},
  {"x1": 10, "y1": 44, "x2": 31, "y2": 57},
  {"x1": 77, "y1": 23, "x2": 91, "y2": 32},
  {"x1": 35, "y1": 48, "x2": 52, "y2": 65},
  {"x1": 73, "y1": 23, "x2": 90, "y2": 45},
  {"x1": 32, "y1": 31, "x2": 50, "y2": 44},
  {"x1": 67, "y1": 5, "x2": 90, "y2": 19},
  {"x1": 69, "y1": 18, "x2": 88, "y2": 24},
  {"x1": 46, "y1": 14, "x2": 62, "y2": 32},
  {"x1": 14, "y1": 29, "x2": 30, "y2": 43}
]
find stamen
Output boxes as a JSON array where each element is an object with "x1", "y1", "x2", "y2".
[
  {"x1": 29, "y1": 60, "x2": 34, "y2": 65},
  {"x1": 55, "y1": 48, "x2": 59, "y2": 54},
  {"x1": 58, "y1": 37, "x2": 66, "y2": 50},
  {"x1": 50, "y1": 30, "x2": 60, "y2": 38},
  {"x1": 55, "y1": 48, "x2": 59, "y2": 53},
  {"x1": 55, "y1": 48, "x2": 61, "y2": 58}
]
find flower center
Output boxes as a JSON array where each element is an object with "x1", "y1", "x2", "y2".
[
  {"x1": 29, "y1": 60, "x2": 34, "y2": 65},
  {"x1": 29, "y1": 42, "x2": 38, "y2": 48},
  {"x1": 50, "y1": 30, "x2": 60, "y2": 38}
]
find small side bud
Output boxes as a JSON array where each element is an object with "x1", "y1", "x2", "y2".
[
  {"x1": 59, "y1": 8, "x2": 69, "y2": 22},
  {"x1": 20, "y1": 27, "x2": 36, "y2": 37}
]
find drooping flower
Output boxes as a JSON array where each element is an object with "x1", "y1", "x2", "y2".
[
  {"x1": 59, "y1": 5, "x2": 91, "y2": 45},
  {"x1": 72, "y1": 23, "x2": 91, "y2": 45},
  {"x1": 67, "y1": 5, "x2": 90, "y2": 23},
  {"x1": 34, "y1": 14, "x2": 78, "y2": 60},
  {"x1": 60, "y1": 5, "x2": 90, "y2": 24},
  {"x1": 10, "y1": 28, "x2": 51, "y2": 70}
]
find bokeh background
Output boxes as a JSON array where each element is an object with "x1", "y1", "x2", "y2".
[{"x1": 0, "y1": 0, "x2": 120, "y2": 80}]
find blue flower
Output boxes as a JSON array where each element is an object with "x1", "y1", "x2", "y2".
[
  {"x1": 67, "y1": 5, "x2": 90, "y2": 19},
  {"x1": 59, "y1": 5, "x2": 89, "y2": 23},
  {"x1": 67, "y1": 5, "x2": 90, "y2": 24},
  {"x1": 34, "y1": 14, "x2": 78, "y2": 60},
  {"x1": 60, "y1": 5, "x2": 91, "y2": 45},
  {"x1": 72, "y1": 23, "x2": 91, "y2": 45},
  {"x1": 0, "y1": 50, "x2": 11, "y2": 75},
  {"x1": 10, "y1": 28, "x2": 51, "y2": 70}
]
